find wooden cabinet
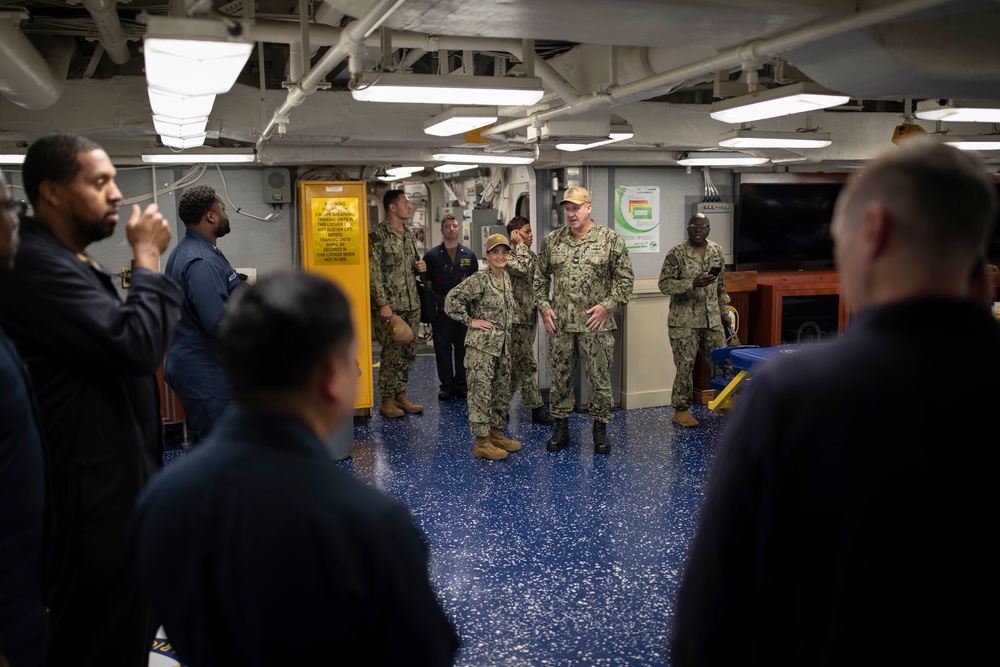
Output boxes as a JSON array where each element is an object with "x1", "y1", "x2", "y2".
[{"x1": 748, "y1": 271, "x2": 849, "y2": 347}]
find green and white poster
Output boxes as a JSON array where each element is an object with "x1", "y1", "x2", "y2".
[{"x1": 614, "y1": 185, "x2": 660, "y2": 253}]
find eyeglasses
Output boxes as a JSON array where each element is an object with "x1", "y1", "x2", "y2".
[
  {"x1": 2, "y1": 198, "x2": 27, "y2": 217},
  {"x1": 688, "y1": 223, "x2": 710, "y2": 229}
]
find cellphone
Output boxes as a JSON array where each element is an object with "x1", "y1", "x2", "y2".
[{"x1": 708, "y1": 266, "x2": 722, "y2": 276}]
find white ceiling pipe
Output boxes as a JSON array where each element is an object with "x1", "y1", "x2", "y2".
[
  {"x1": 83, "y1": 0, "x2": 130, "y2": 65},
  {"x1": 257, "y1": 0, "x2": 407, "y2": 147},
  {"x1": 482, "y1": 0, "x2": 957, "y2": 137},
  {"x1": 0, "y1": 21, "x2": 74, "y2": 110}
]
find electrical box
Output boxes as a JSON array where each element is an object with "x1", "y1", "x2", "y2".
[
  {"x1": 470, "y1": 208, "x2": 500, "y2": 256},
  {"x1": 263, "y1": 167, "x2": 291, "y2": 203},
  {"x1": 692, "y1": 202, "x2": 734, "y2": 265}
]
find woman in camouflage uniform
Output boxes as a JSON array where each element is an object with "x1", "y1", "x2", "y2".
[{"x1": 445, "y1": 234, "x2": 520, "y2": 460}]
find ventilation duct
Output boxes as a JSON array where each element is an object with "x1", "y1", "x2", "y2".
[{"x1": 0, "y1": 19, "x2": 75, "y2": 110}]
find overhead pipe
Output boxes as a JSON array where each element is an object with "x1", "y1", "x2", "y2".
[
  {"x1": 0, "y1": 17, "x2": 75, "y2": 110},
  {"x1": 82, "y1": 0, "x2": 131, "y2": 65},
  {"x1": 482, "y1": 0, "x2": 958, "y2": 137},
  {"x1": 257, "y1": 0, "x2": 407, "y2": 148}
]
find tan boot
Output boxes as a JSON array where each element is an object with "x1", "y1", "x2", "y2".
[
  {"x1": 394, "y1": 392, "x2": 423, "y2": 414},
  {"x1": 672, "y1": 409, "x2": 699, "y2": 427},
  {"x1": 379, "y1": 396, "x2": 404, "y2": 419},
  {"x1": 474, "y1": 436, "x2": 508, "y2": 460},
  {"x1": 489, "y1": 428, "x2": 522, "y2": 452}
]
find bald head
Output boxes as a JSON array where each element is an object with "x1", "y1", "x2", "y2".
[
  {"x1": 833, "y1": 142, "x2": 998, "y2": 311},
  {"x1": 838, "y1": 142, "x2": 996, "y2": 262}
]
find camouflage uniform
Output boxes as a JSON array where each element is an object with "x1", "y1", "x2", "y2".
[
  {"x1": 533, "y1": 222, "x2": 634, "y2": 424},
  {"x1": 658, "y1": 239, "x2": 729, "y2": 411},
  {"x1": 369, "y1": 220, "x2": 421, "y2": 397},
  {"x1": 504, "y1": 242, "x2": 545, "y2": 409},
  {"x1": 445, "y1": 269, "x2": 514, "y2": 437}
]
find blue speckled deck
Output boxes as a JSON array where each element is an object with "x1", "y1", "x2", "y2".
[{"x1": 166, "y1": 354, "x2": 726, "y2": 666}]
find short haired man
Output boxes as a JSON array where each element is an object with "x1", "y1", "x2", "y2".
[
  {"x1": 534, "y1": 186, "x2": 634, "y2": 453},
  {"x1": 164, "y1": 184, "x2": 241, "y2": 443},
  {"x1": 671, "y1": 142, "x2": 1000, "y2": 665},
  {"x1": 369, "y1": 189, "x2": 426, "y2": 418},
  {"x1": 658, "y1": 213, "x2": 731, "y2": 427},
  {"x1": 505, "y1": 216, "x2": 554, "y2": 425},
  {"x1": 131, "y1": 272, "x2": 459, "y2": 666},
  {"x1": 0, "y1": 133, "x2": 181, "y2": 667},
  {"x1": 423, "y1": 214, "x2": 478, "y2": 399},
  {"x1": 0, "y1": 170, "x2": 47, "y2": 667}
]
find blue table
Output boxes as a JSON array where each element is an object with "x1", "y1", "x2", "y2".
[{"x1": 708, "y1": 345, "x2": 807, "y2": 412}]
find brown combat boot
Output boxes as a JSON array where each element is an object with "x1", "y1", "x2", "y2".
[
  {"x1": 473, "y1": 436, "x2": 508, "y2": 460},
  {"x1": 394, "y1": 392, "x2": 423, "y2": 414},
  {"x1": 379, "y1": 396, "x2": 404, "y2": 419},
  {"x1": 489, "y1": 428, "x2": 522, "y2": 452},
  {"x1": 672, "y1": 409, "x2": 699, "y2": 427}
]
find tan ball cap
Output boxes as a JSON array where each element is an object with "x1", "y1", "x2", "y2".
[
  {"x1": 559, "y1": 186, "x2": 591, "y2": 205},
  {"x1": 484, "y1": 233, "x2": 511, "y2": 253},
  {"x1": 389, "y1": 314, "x2": 413, "y2": 346}
]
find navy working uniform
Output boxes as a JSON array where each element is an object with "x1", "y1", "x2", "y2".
[
  {"x1": 164, "y1": 228, "x2": 241, "y2": 442},
  {"x1": 0, "y1": 219, "x2": 181, "y2": 667},
  {"x1": 131, "y1": 408, "x2": 460, "y2": 667},
  {"x1": 423, "y1": 242, "x2": 479, "y2": 395},
  {"x1": 0, "y1": 325, "x2": 47, "y2": 667}
]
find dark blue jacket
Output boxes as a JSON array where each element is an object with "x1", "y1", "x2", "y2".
[
  {"x1": 131, "y1": 408, "x2": 460, "y2": 667},
  {"x1": 0, "y1": 326, "x2": 47, "y2": 667},
  {"x1": 164, "y1": 229, "x2": 241, "y2": 435},
  {"x1": 422, "y1": 243, "x2": 479, "y2": 299}
]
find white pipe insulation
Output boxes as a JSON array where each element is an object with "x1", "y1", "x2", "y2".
[
  {"x1": 82, "y1": 0, "x2": 131, "y2": 66},
  {"x1": 0, "y1": 21, "x2": 74, "y2": 110}
]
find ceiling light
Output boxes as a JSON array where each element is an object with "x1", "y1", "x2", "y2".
[
  {"x1": 935, "y1": 134, "x2": 1000, "y2": 151},
  {"x1": 141, "y1": 148, "x2": 257, "y2": 164},
  {"x1": 556, "y1": 119, "x2": 634, "y2": 152},
  {"x1": 148, "y1": 90, "x2": 217, "y2": 119},
  {"x1": 718, "y1": 129, "x2": 832, "y2": 149},
  {"x1": 385, "y1": 166, "x2": 424, "y2": 177},
  {"x1": 434, "y1": 164, "x2": 479, "y2": 174},
  {"x1": 710, "y1": 82, "x2": 850, "y2": 124},
  {"x1": 914, "y1": 99, "x2": 1000, "y2": 124},
  {"x1": 144, "y1": 38, "x2": 254, "y2": 97},
  {"x1": 153, "y1": 115, "x2": 209, "y2": 138},
  {"x1": 432, "y1": 152, "x2": 535, "y2": 165},
  {"x1": 424, "y1": 107, "x2": 499, "y2": 137},
  {"x1": 158, "y1": 135, "x2": 209, "y2": 149},
  {"x1": 677, "y1": 152, "x2": 770, "y2": 167},
  {"x1": 0, "y1": 153, "x2": 26, "y2": 165},
  {"x1": 352, "y1": 73, "x2": 545, "y2": 106}
]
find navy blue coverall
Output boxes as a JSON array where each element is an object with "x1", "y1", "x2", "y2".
[{"x1": 422, "y1": 243, "x2": 479, "y2": 394}]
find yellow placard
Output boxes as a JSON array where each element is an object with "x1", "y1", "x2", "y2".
[
  {"x1": 299, "y1": 181, "x2": 373, "y2": 411},
  {"x1": 310, "y1": 198, "x2": 362, "y2": 265}
]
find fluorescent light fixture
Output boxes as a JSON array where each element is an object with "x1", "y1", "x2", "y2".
[
  {"x1": 148, "y1": 89, "x2": 217, "y2": 119},
  {"x1": 0, "y1": 154, "x2": 26, "y2": 165},
  {"x1": 352, "y1": 73, "x2": 545, "y2": 106},
  {"x1": 432, "y1": 152, "x2": 535, "y2": 165},
  {"x1": 424, "y1": 107, "x2": 499, "y2": 136},
  {"x1": 142, "y1": 148, "x2": 257, "y2": 164},
  {"x1": 434, "y1": 164, "x2": 479, "y2": 174},
  {"x1": 385, "y1": 166, "x2": 424, "y2": 177},
  {"x1": 677, "y1": 151, "x2": 769, "y2": 167},
  {"x1": 153, "y1": 115, "x2": 209, "y2": 138},
  {"x1": 159, "y1": 134, "x2": 208, "y2": 149},
  {"x1": 556, "y1": 119, "x2": 634, "y2": 152},
  {"x1": 710, "y1": 82, "x2": 850, "y2": 124},
  {"x1": 144, "y1": 38, "x2": 253, "y2": 96},
  {"x1": 914, "y1": 99, "x2": 1000, "y2": 123},
  {"x1": 937, "y1": 134, "x2": 1000, "y2": 151},
  {"x1": 718, "y1": 129, "x2": 832, "y2": 149}
]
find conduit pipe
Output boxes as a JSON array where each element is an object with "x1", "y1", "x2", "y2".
[
  {"x1": 0, "y1": 17, "x2": 74, "y2": 110},
  {"x1": 482, "y1": 0, "x2": 958, "y2": 137},
  {"x1": 257, "y1": 0, "x2": 406, "y2": 147},
  {"x1": 83, "y1": 0, "x2": 131, "y2": 65}
]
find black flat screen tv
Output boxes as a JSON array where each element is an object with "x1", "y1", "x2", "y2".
[{"x1": 735, "y1": 179, "x2": 845, "y2": 272}]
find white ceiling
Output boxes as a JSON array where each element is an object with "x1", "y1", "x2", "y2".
[{"x1": 1, "y1": 0, "x2": 1000, "y2": 169}]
